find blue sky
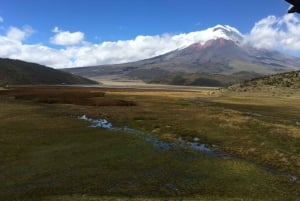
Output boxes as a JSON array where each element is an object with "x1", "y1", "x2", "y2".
[
  {"x1": 1, "y1": 0, "x2": 289, "y2": 43},
  {"x1": 0, "y1": 0, "x2": 300, "y2": 68}
]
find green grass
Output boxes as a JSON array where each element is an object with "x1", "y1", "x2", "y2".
[
  {"x1": 92, "y1": 90, "x2": 300, "y2": 176},
  {"x1": 0, "y1": 87, "x2": 299, "y2": 201}
]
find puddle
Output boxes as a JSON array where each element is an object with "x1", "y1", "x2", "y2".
[
  {"x1": 78, "y1": 115, "x2": 299, "y2": 184},
  {"x1": 78, "y1": 115, "x2": 112, "y2": 129}
]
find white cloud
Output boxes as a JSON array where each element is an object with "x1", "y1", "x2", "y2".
[
  {"x1": 0, "y1": 35, "x2": 72, "y2": 67},
  {"x1": 6, "y1": 26, "x2": 34, "y2": 42},
  {"x1": 1, "y1": 15, "x2": 300, "y2": 69},
  {"x1": 50, "y1": 27, "x2": 84, "y2": 46},
  {"x1": 0, "y1": 17, "x2": 3, "y2": 23},
  {"x1": 246, "y1": 14, "x2": 300, "y2": 52}
]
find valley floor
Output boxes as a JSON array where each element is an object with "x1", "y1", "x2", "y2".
[{"x1": 0, "y1": 85, "x2": 299, "y2": 201}]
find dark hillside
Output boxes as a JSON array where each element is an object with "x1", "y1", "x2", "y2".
[
  {"x1": 0, "y1": 58, "x2": 98, "y2": 86},
  {"x1": 148, "y1": 71, "x2": 262, "y2": 87}
]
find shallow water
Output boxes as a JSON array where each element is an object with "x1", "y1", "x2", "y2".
[
  {"x1": 78, "y1": 115, "x2": 112, "y2": 129},
  {"x1": 77, "y1": 115, "x2": 225, "y2": 157}
]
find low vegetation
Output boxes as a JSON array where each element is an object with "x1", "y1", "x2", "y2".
[
  {"x1": 0, "y1": 85, "x2": 299, "y2": 201},
  {"x1": 229, "y1": 70, "x2": 300, "y2": 92}
]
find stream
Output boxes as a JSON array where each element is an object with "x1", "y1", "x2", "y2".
[
  {"x1": 77, "y1": 115, "x2": 228, "y2": 158},
  {"x1": 78, "y1": 115, "x2": 299, "y2": 184}
]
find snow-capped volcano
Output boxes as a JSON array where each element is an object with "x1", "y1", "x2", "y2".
[
  {"x1": 64, "y1": 24, "x2": 300, "y2": 80},
  {"x1": 179, "y1": 25, "x2": 244, "y2": 49},
  {"x1": 175, "y1": 24, "x2": 244, "y2": 50},
  {"x1": 210, "y1": 25, "x2": 244, "y2": 44}
]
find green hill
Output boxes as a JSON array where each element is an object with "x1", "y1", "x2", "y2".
[
  {"x1": 0, "y1": 58, "x2": 98, "y2": 86},
  {"x1": 229, "y1": 71, "x2": 300, "y2": 92}
]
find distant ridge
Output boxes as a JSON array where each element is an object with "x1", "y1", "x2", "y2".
[{"x1": 0, "y1": 58, "x2": 98, "y2": 86}]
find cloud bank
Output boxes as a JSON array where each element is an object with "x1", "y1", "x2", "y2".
[
  {"x1": 246, "y1": 14, "x2": 300, "y2": 52},
  {"x1": 0, "y1": 15, "x2": 300, "y2": 68}
]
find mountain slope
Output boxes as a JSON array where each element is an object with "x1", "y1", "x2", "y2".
[
  {"x1": 0, "y1": 58, "x2": 98, "y2": 86},
  {"x1": 64, "y1": 38, "x2": 300, "y2": 79},
  {"x1": 137, "y1": 38, "x2": 300, "y2": 74}
]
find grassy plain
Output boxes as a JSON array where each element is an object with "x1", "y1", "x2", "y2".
[{"x1": 0, "y1": 86, "x2": 299, "y2": 201}]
